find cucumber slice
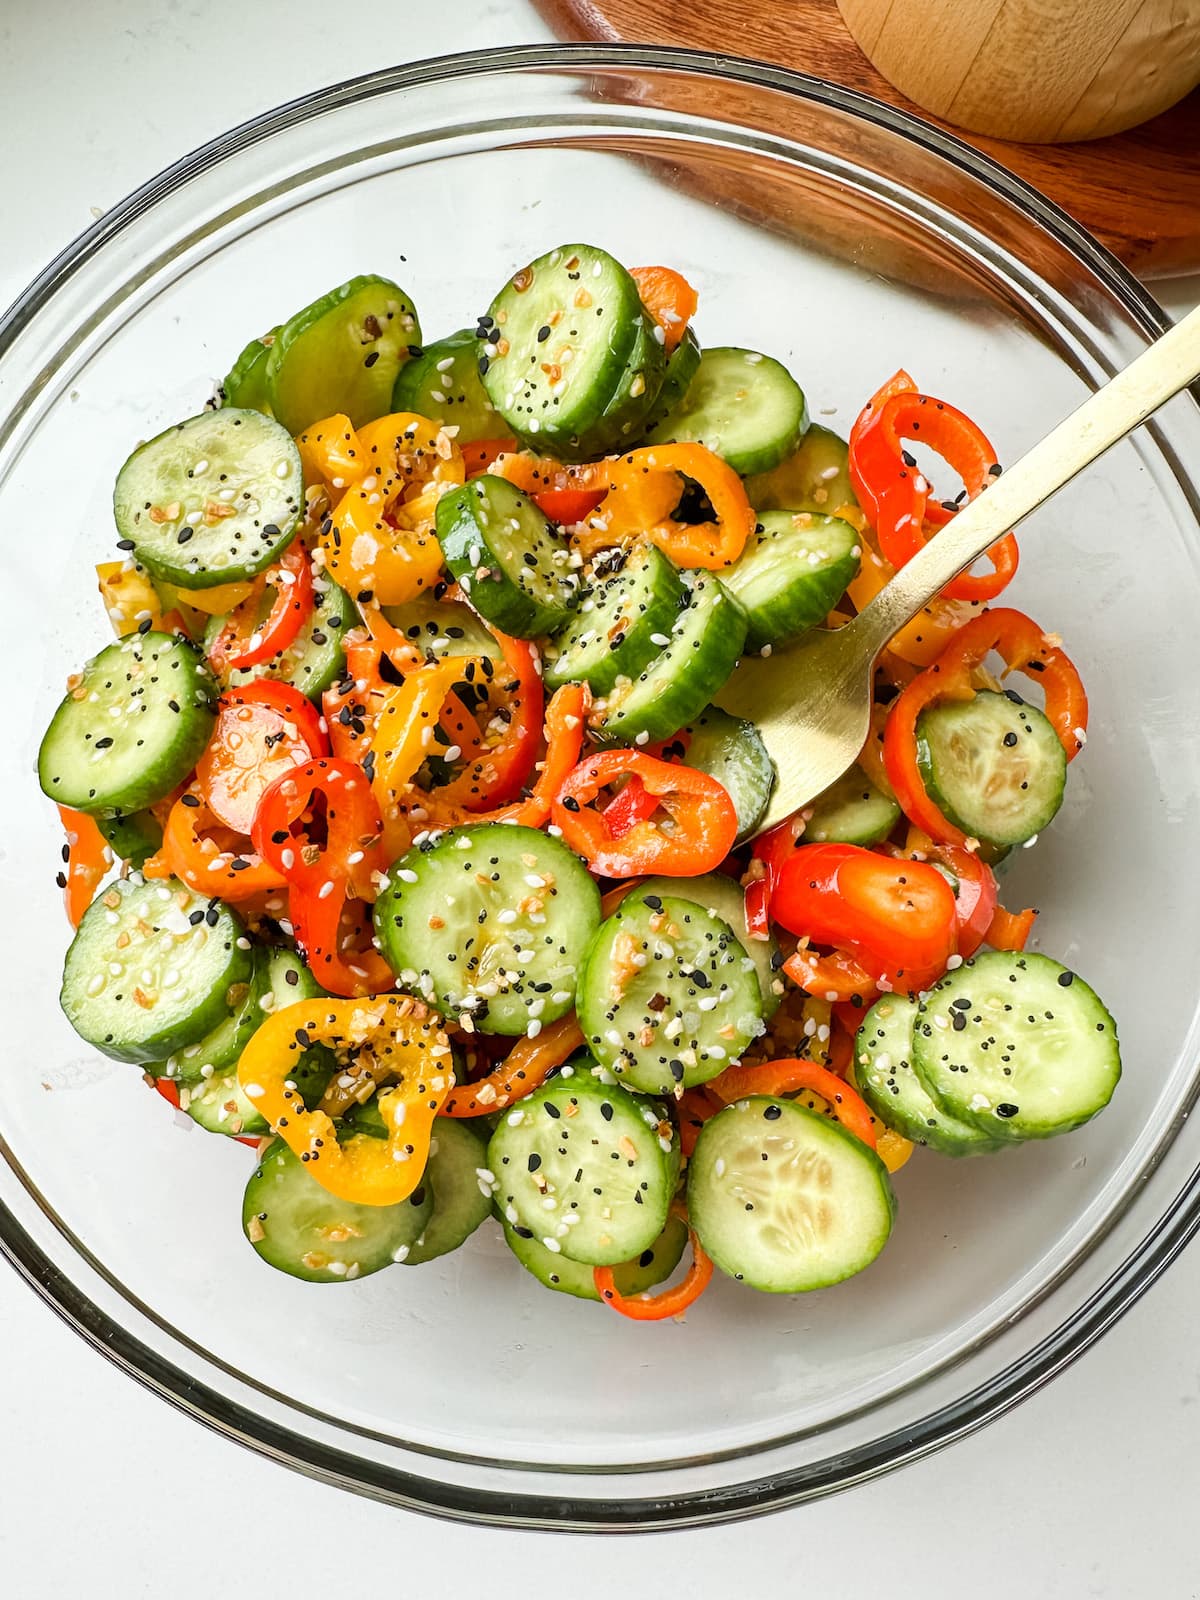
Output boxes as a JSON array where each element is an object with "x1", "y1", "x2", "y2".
[
  {"x1": 96, "y1": 807, "x2": 163, "y2": 869},
  {"x1": 401, "y1": 1118, "x2": 493, "y2": 1264},
  {"x1": 242, "y1": 1138, "x2": 433, "y2": 1283},
  {"x1": 855, "y1": 995, "x2": 1004, "y2": 1156},
  {"x1": 212, "y1": 572, "x2": 357, "y2": 702},
  {"x1": 221, "y1": 328, "x2": 280, "y2": 413},
  {"x1": 577, "y1": 891, "x2": 764, "y2": 1095},
  {"x1": 912, "y1": 951, "x2": 1121, "y2": 1141},
  {"x1": 502, "y1": 1211, "x2": 687, "y2": 1300},
  {"x1": 435, "y1": 475, "x2": 579, "y2": 638},
  {"x1": 488, "y1": 1068, "x2": 674, "y2": 1266},
  {"x1": 265, "y1": 275, "x2": 421, "y2": 434},
  {"x1": 480, "y1": 244, "x2": 645, "y2": 460},
  {"x1": 390, "y1": 328, "x2": 499, "y2": 443},
  {"x1": 113, "y1": 409, "x2": 303, "y2": 588},
  {"x1": 594, "y1": 574, "x2": 747, "y2": 745},
  {"x1": 723, "y1": 512, "x2": 860, "y2": 652},
  {"x1": 380, "y1": 596, "x2": 502, "y2": 667},
  {"x1": 802, "y1": 764, "x2": 900, "y2": 846},
  {"x1": 744, "y1": 424, "x2": 856, "y2": 516},
  {"x1": 636, "y1": 872, "x2": 783, "y2": 1020},
  {"x1": 647, "y1": 347, "x2": 807, "y2": 475},
  {"x1": 38, "y1": 631, "x2": 217, "y2": 814},
  {"x1": 589, "y1": 311, "x2": 668, "y2": 451},
  {"x1": 645, "y1": 326, "x2": 701, "y2": 431},
  {"x1": 543, "y1": 543, "x2": 684, "y2": 695},
  {"x1": 675, "y1": 705, "x2": 776, "y2": 842},
  {"x1": 60, "y1": 877, "x2": 251, "y2": 1065},
  {"x1": 916, "y1": 690, "x2": 1067, "y2": 847},
  {"x1": 373, "y1": 822, "x2": 601, "y2": 1036},
  {"x1": 688, "y1": 1097, "x2": 895, "y2": 1292},
  {"x1": 151, "y1": 953, "x2": 266, "y2": 1085}
]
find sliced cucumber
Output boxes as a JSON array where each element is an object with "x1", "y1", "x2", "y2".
[
  {"x1": 647, "y1": 347, "x2": 807, "y2": 476},
  {"x1": 594, "y1": 574, "x2": 747, "y2": 745},
  {"x1": 114, "y1": 409, "x2": 303, "y2": 588},
  {"x1": 212, "y1": 571, "x2": 357, "y2": 702},
  {"x1": 435, "y1": 475, "x2": 579, "y2": 638},
  {"x1": 221, "y1": 328, "x2": 280, "y2": 413},
  {"x1": 502, "y1": 1211, "x2": 687, "y2": 1300},
  {"x1": 390, "y1": 328, "x2": 499, "y2": 443},
  {"x1": 401, "y1": 1118, "x2": 493, "y2": 1264},
  {"x1": 242, "y1": 1138, "x2": 432, "y2": 1283},
  {"x1": 151, "y1": 953, "x2": 266, "y2": 1085},
  {"x1": 855, "y1": 995, "x2": 1003, "y2": 1156},
  {"x1": 912, "y1": 951, "x2": 1121, "y2": 1141},
  {"x1": 636, "y1": 872, "x2": 782, "y2": 1019},
  {"x1": 543, "y1": 543, "x2": 684, "y2": 695},
  {"x1": 577, "y1": 891, "x2": 764, "y2": 1095},
  {"x1": 916, "y1": 690, "x2": 1067, "y2": 847},
  {"x1": 380, "y1": 595, "x2": 502, "y2": 667},
  {"x1": 96, "y1": 807, "x2": 163, "y2": 868},
  {"x1": 802, "y1": 764, "x2": 900, "y2": 846},
  {"x1": 373, "y1": 823, "x2": 601, "y2": 1036},
  {"x1": 645, "y1": 326, "x2": 701, "y2": 432},
  {"x1": 480, "y1": 244, "x2": 645, "y2": 459},
  {"x1": 60, "y1": 877, "x2": 251, "y2": 1065},
  {"x1": 265, "y1": 275, "x2": 421, "y2": 434},
  {"x1": 39, "y1": 631, "x2": 217, "y2": 815},
  {"x1": 723, "y1": 512, "x2": 860, "y2": 652},
  {"x1": 744, "y1": 424, "x2": 856, "y2": 516},
  {"x1": 676, "y1": 705, "x2": 775, "y2": 842},
  {"x1": 488, "y1": 1068, "x2": 674, "y2": 1266},
  {"x1": 589, "y1": 311, "x2": 668, "y2": 451},
  {"x1": 688, "y1": 1097, "x2": 895, "y2": 1292}
]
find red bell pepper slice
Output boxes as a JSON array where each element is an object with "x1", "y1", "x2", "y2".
[
  {"x1": 849, "y1": 371, "x2": 1018, "y2": 604},
  {"x1": 883, "y1": 606, "x2": 1088, "y2": 846},
  {"x1": 594, "y1": 1210, "x2": 713, "y2": 1322},
  {"x1": 252, "y1": 757, "x2": 393, "y2": 997},
  {"x1": 772, "y1": 843, "x2": 958, "y2": 992},
  {"x1": 552, "y1": 750, "x2": 738, "y2": 878},
  {"x1": 207, "y1": 541, "x2": 313, "y2": 673},
  {"x1": 196, "y1": 682, "x2": 328, "y2": 836}
]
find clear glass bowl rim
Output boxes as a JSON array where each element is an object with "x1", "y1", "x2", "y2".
[{"x1": 2, "y1": 42, "x2": 1196, "y2": 1531}]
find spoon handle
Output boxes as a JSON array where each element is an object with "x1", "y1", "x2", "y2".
[{"x1": 854, "y1": 303, "x2": 1200, "y2": 655}]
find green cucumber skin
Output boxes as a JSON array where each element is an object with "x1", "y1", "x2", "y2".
[
  {"x1": 221, "y1": 329, "x2": 280, "y2": 413},
  {"x1": 113, "y1": 410, "x2": 304, "y2": 589},
  {"x1": 724, "y1": 511, "x2": 860, "y2": 653},
  {"x1": 435, "y1": 476, "x2": 578, "y2": 638},
  {"x1": 543, "y1": 544, "x2": 684, "y2": 696},
  {"x1": 911, "y1": 951, "x2": 1121, "y2": 1142},
  {"x1": 915, "y1": 690, "x2": 1067, "y2": 848},
  {"x1": 647, "y1": 346, "x2": 808, "y2": 476},
  {"x1": 390, "y1": 328, "x2": 500, "y2": 442},
  {"x1": 38, "y1": 631, "x2": 218, "y2": 816},
  {"x1": 265, "y1": 275, "x2": 422, "y2": 435},
  {"x1": 480, "y1": 244, "x2": 645, "y2": 459}
]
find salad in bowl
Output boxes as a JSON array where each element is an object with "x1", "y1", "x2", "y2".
[{"x1": 37, "y1": 241, "x2": 1119, "y2": 1318}]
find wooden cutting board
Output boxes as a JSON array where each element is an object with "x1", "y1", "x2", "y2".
[{"x1": 534, "y1": 0, "x2": 1200, "y2": 278}]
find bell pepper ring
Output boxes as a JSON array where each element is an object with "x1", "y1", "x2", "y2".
[
  {"x1": 706, "y1": 1055, "x2": 879, "y2": 1151},
  {"x1": 882, "y1": 606, "x2": 1088, "y2": 846},
  {"x1": 56, "y1": 806, "x2": 113, "y2": 928},
  {"x1": 629, "y1": 265, "x2": 699, "y2": 354},
  {"x1": 849, "y1": 371, "x2": 1018, "y2": 604},
  {"x1": 442, "y1": 1013, "x2": 585, "y2": 1117},
  {"x1": 582, "y1": 442, "x2": 754, "y2": 570},
  {"x1": 551, "y1": 749, "x2": 739, "y2": 879},
  {"x1": 772, "y1": 843, "x2": 958, "y2": 992},
  {"x1": 317, "y1": 413, "x2": 463, "y2": 606},
  {"x1": 237, "y1": 995, "x2": 455, "y2": 1206},
  {"x1": 196, "y1": 681, "x2": 328, "y2": 836},
  {"x1": 145, "y1": 788, "x2": 286, "y2": 901},
  {"x1": 207, "y1": 541, "x2": 314, "y2": 674}
]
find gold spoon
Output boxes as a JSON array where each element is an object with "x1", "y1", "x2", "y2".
[{"x1": 718, "y1": 304, "x2": 1200, "y2": 835}]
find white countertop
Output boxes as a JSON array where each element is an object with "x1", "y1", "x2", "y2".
[{"x1": 3, "y1": 3, "x2": 1199, "y2": 1593}]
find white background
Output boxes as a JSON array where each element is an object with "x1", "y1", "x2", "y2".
[{"x1": 2, "y1": 2, "x2": 1199, "y2": 1594}]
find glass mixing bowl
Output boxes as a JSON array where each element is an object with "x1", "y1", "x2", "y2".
[{"x1": 3, "y1": 45, "x2": 1199, "y2": 1530}]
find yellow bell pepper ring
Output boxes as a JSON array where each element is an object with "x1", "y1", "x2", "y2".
[
  {"x1": 237, "y1": 995, "x2": 455, "y2": 1206},
  {"x1": 295, "y1": 413, "x2": 367, "y2": 497}
]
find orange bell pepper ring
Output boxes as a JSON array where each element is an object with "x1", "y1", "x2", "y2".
[
  {"x1": 238, "y1": 995, "x2": 455, "y2": 1206},
  {"x1": 581, "y1": 443, "x2": 754, "y2": 570},
  {"x1": 629, "y1": 266, "x2": 698, "y2": 354},
  {"x1": 317, "y1": 413, "x2": 462, "y2": 606}
]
